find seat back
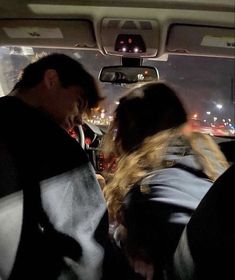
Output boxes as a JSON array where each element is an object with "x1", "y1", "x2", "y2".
[{"x1": 174, "y1": 164, "x2": 235, "y2": 280}]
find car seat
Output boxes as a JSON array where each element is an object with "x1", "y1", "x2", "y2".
[{"x1": 173, "y1": 164, "x2": 235, "y2": 280}]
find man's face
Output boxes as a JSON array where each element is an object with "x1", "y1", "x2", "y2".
[
  {"x1": 51, "y1": 85, "x2": 87, "y2": 130},
  {"x1": 43, "y1": 69, "x2": 88, "y2": 130}
]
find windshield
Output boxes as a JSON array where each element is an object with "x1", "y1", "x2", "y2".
[{"x1": 0, "y1": 46, "x2": 234, "y2": 137}]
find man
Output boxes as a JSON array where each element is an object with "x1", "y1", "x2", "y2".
[{"x1": 0, "y1": 53, "x2": 112, "y2": 280}]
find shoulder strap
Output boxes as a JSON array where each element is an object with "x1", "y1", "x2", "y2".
[
  {"x1": 9, "y1": 181, "x2": 82, "y2": 280},
  {"x1": 171, "y1": 163, "x2": 210, "y2": 180}
]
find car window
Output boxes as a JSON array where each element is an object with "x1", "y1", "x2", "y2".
[
  {"x1": 144, "y1": 55, "x2": 235, "y2": 137},
  {"x1": 0, "y1": 46, "x2": 234, "y2": 137}
]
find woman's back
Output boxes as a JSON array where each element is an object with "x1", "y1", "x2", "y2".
[
  {"x1": 121, "y1": 134, "x2": 225, "y2": 278},
  {"x1": 103, "y1": 82, "x2": 229, "y2": 279}
]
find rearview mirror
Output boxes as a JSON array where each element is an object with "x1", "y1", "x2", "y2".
[{"x1": 99, "y1": 66, "x2": 159, "y2": 84}]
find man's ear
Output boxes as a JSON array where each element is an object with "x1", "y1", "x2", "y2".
[{"x1": 44, "y1": 69, "x2": 60, "y2": 90}]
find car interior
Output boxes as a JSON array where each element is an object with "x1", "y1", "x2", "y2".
[
  {"x1": 0, "y1": 0, "x2": 235, "y2": 278},
  {"x1": 0, "y1": 1, "x2": 234, "y2": 168}
]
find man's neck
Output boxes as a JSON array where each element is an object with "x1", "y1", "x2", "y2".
[{"x1": 8, "y1": 88, "x2": 42, "y2": 109}]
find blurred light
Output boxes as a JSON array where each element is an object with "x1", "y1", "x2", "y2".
[
  {"x1": 223, "y1": 119, "x2": 225, "y2": 122},
  {"x1": 134, "y1": 47, "x2": 139, "y2": 53},
  {"x1": 216, "y1": 104, "x2": 223, "y2": 110},
  {"x1": 137, "y1": 74, "x2": 144, "y2": 80},
  {"x1": 92, "y1": 107, "x2": 100, "y2": 112},
  {"x1": 21, "y1": 47, "x2": 34, "y2": 56},
  {"x1": 193, "y1": 114, "x2": 198, "y2": 119},
  {"x1": 144, "y1": 70, "x2": 148, "y2": 75},
  {"x1": 122, "y1": 47, "x2": 127, "y2": 52},
  {"x1": 206, "y1": 111, "x2": 211, "y2": 115},
  {"x1": 203, "y1": 120, "x2": 207, "y2": 122},
  {"x1": 214, "y1": 117, "x2": 217, "y2": 121},
  {"x1": 228, "y1": 118, "x2": 231, "y2": 122},
  {"x1": 115, "y1": 101, "x2": 120, "y2": 105}
]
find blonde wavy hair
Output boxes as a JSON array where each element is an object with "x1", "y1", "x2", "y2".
[
  {"x1": 103, "y1": 128, "x2": 228, "y2": 221},
  {"x1": 102, "y1": 82, "x2": 229, "y2": 221}
]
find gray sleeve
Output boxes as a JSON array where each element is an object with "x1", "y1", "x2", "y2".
[{"x1": 40, "y1": 162, "x2": 107, "y2": 280}]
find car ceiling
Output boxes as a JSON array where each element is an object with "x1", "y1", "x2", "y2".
[
  {"x1": 1, "y1": 0, "x2": 234, "y2": 19},
  {"x1": 1, "y1": 0, "x2": 235, "y2": 14},
  {"x1": 0, "y1": 0, "x2": 234, "y2": 58}
]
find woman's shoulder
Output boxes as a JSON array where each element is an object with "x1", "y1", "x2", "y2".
[{"x1": 125, "y1": 162, "x2": 213, "y2": 214}]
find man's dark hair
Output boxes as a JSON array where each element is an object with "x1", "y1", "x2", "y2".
[{"x1": 13, "y1": 53, "x2": 102, "y2": 110}]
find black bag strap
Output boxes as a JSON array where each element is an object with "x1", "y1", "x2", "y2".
[
  {"x1": 170, "y1": 162, "x2": 210, "y2": 180},
  {"x1": 9, "y1": 181, "x2": 82, "y2": 280},
  {"x1": 126, "y1": 161, "x2": 211, "y2": 201}
]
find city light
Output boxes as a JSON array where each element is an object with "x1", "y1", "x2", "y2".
[
  {"x1": 206, "y1": 111, "x2": 211, "y2": 115},
  {"x1": 216, "y1": 104, "x2": 223, "y2": 110},
  {"x1": 134, "y1": 47, "x2": 139, "y2": 53}
]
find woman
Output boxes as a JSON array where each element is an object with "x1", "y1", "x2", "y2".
[{"x1": 103, "y1": 82, "x2": 229, "y2": 280}]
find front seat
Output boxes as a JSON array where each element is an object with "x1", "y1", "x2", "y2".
[{"x1": 173, "y1": 164, "x2": 235, "y2": 280}]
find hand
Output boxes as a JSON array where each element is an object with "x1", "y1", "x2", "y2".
[
  {"x1": 113, "y1": 224, "x2": 127, "y2": 247},
  {"x1": 96, "y1": 173, "x2": 106, "y2": 190}
]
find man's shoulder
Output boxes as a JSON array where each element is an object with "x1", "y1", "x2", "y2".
[
  {"x1": 0, "y1": 95, "x2": 24, "y2": 108},
  {"x1": 0, "y1": 95, "x2": 89, "y2": 178},
  {"x1": 0, "y1": 95, "x2": 62, "y2": 138},
  {"x1": 0, "y1": 96, "x2": 35, "y2": 126}
]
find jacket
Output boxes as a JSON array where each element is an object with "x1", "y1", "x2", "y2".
[
  {"x1": 122, "y1": 137, "x2": 225, "y2": 278},
  {"x1": 0, "y1": 96, "x2": 110, "y2": 280}
]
